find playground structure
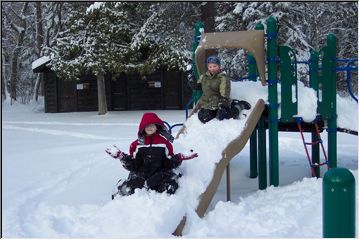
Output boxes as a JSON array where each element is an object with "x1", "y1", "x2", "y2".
[{"x1": 173, "y1": 16, "x2": 356, "y2": 237}]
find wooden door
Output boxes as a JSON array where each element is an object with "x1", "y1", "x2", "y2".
[
  {"x1": 163, "y1": 71, "x2": 181, "y2": 109},
  {"x1": 57, "y1": 79, "x2": 76, "y2": 112},
  {"x1": 111, "y1": 74, "x2": 128, "y2": 110}
]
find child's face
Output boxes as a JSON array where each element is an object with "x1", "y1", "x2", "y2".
[
  {"x1": 145, "y1": 124, "x2": 157, "y2": 135},
  {"x1": 207, "y1": 63, "x2": 220, "y2": 74}
]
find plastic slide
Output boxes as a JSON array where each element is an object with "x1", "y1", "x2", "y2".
[{"x1": 173, "y1": 99, "x2": 266, "y2": 235}]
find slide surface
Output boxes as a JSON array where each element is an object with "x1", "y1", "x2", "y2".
[{"x1": 174, "y1": 99, "x2": 266, "y2": 235}]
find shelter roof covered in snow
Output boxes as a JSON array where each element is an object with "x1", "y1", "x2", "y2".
[{"x1": 32, "y1": 56, "x2": 51, "y2": 73}]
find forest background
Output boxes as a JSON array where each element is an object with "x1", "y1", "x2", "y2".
[{"x1": 2, "y1": 2, "x2": 358, "y2": 106}]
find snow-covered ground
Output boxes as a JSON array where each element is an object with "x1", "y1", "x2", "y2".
[{"x1": 2, "y1": 81, "x2": 358, "y2": 238}]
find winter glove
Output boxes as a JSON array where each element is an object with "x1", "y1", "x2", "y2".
[
  {"x1": 187, "y1": 73, "x2": 195, "y2": 83},
  {"x1": 105, "y1": 145, "x2": 125, "y2": 160},
  {"x1": 186, "y1": 64, "x2": 194, "y2": 82},
  {"x1": 218, "y1": 96, "x2": 230, "y2": 108},
  {"x1": 186, "y1": 65, "x2": 200, "y2": 90},
  {"x1": 187, "y1": 73, "x2": 199, "y2": 90},
  {"x1": 175, "y1": 152, "x2": 198, "y2": 161},
  {"x1": 166, "y1": 151, "x2": 198, "y2": 169}
]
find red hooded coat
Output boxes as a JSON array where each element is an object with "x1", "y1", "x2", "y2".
[{"x1": 126, "y1": 113, "x2": 179, "y2": 176}]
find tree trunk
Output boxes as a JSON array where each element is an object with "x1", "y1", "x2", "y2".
[
  {"x1": 9, "y1": 2, "x2": 29, "y2": 103},
  {"x1": 34, "y1": 75, "x2": 42, "y2": 101},
  {"x1": 35, "y1": 2, "x2": 44, "y2": 56},
  {"x1": 1, "y1": 52, "x2": 5, "y2": 101},
  {"x1": 97, "y1": 73, "x2": 108, "y2": 115},
  {"x1": 1, "y1": 16, "x2": 6, "y2": 101},
  {"x1": 201, "y1": 2, "x2": 217, "y2": 56},
  {"x1": 10, "y1": 48, "x2": 20, "y2": 102},
  {"x1": 34, "y1": 1, "x2": 44, "y2": 102}
]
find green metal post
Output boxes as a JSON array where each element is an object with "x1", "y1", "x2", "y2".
[
  {"x1": 323, "y1": 168, "x2": 355, "y2": 237},
  {"x1": 247, "y1": 53, "x2": 257, "y2": 81},
  {"x1": 248, "y1": 52, "x2": 258, "y2": 178},
  {"x1": 249, "y1": 22, "x2": 265, "y2": 180},
  {"x1": 309, "y1": 50, "x2": 320, "y2": 177},
  {"x1": 311, "y1": 133, "x2": 320, "y2": 177},
  {"x1": 258, "y1": 115, "x2": 267, "y2": 190},
  {"x1": 279, "y1": 46, "x2": 297, "y2": 122},
  {"x1": 192, "y1": 21, "x2": 204, "y2": 105},
  {"x1": 249, "y1": 130, "x2": 258, "y2": 178},
  {"x1": 326, "y1": 33, "x2": 337, "y2": 168},
  {"x1": 309, "y1": 50, "x2": 320, "y2": 103},
  {"x1": 266, "y1": 16, "x2": 279, "y2": 186},
  {"x1": 255, "y1": 22, "x2": 265, "y2": 31}
]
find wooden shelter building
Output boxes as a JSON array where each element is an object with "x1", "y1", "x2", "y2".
[{"x1": 32, "y1": 59, "x2": 192, "y2": 113}]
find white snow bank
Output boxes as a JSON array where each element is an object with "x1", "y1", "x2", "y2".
[
  {"x1": 186, "y1": 177, "x2": 323, "y2": 238},
  {"x1": 231, "y1": 80, "x2": 358, "y2": 129},
  {"x1": 231, "y1": 80, "x2": 317, "y2": 122},
  {"x1": 13, "y1": 190, "x2": 186, "y2": 238},
  {"x1": 337, "y1": 95, "x2": 358, "y2": 131},
  {"x1": 186, "y1": 170, "x2": 357, "y2": 238},
  {"x1": 3, "y1": 106, "x2": 254, "y2": 237}
]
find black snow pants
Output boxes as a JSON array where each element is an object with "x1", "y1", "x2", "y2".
[
  {"x1": 118, "y1": 170, "x2": 180, "y2": 196},
  {"x1": 197, "y1": 99, "x2": 251, "y2": 124}
]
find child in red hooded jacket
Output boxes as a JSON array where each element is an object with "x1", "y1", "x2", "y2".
[{"x1": 106, "y1": 112, "x2": 197, "y2": 198}]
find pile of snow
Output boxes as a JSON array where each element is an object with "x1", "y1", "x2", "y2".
[
  {"x1": 231, "y1": 80, "x2": 318, "y2": 122},
  {"x1": 231, "y1": 80, "x2": 358, "y2": 130},
  {"x1": 187, "y1": 172, "x2": 357, "y2": 238},
  {"x1": 2, "y1": 105, "x2": 255, "y2": 237},
  {"x1": 337, "y1": 95, "x2": 358, "y2": 131}
]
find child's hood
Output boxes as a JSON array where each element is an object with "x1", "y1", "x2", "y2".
[{"x1": 138, "y1": 112, "x2": 165, "y2": 136}]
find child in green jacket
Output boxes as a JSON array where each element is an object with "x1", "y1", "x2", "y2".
[{"x1": 188, "y1": 55, "x2": 251, "y2": 123}]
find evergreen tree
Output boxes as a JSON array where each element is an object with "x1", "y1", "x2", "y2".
[
  {"x1": 45, "y1": 2, "x2": 145, "y2": 114},
  {"x1": 214, "y1": 2, "x2": 357, "y2": 93},
  {"x1": 130, "y1": 2, "x2": 198, "y2": 74}
]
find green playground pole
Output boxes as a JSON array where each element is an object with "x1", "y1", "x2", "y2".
[
  {"x1": 247, "y1": 22, "x2": 264, "y2": 82},
  {"x1": 255, "y1": 22, "x2": 265, "y2": 32},
  {"x1": 248, "y1": 53, "x2": 257, "y2": 178},
  {"x1": 247, "y1": 53, "x2": 257, "y2": 81},
  {"x1": 258, "y1": 115, "x2": 267, "y2": 190},
  {"x1": 249, "y1": 130, "x2": 258, "y2": 178},
  {"x1": 326, "y1": 33, "x2": 337, "y2": 168},
  {"x1": 309, "y1": 50, "x2": 320, "y2": 177},
  {"x1": 191, "y1": 21, "x2": 204, "y2": 105},
  {"x1": 248, "y1": 22, "x2": 264, "y2": 179},
  {"x1": 323, "y1": 168, "x2": 355, "y2": 237},
  {"x1": 267, "y1": 16, "x2": 279, "y2": 186}
]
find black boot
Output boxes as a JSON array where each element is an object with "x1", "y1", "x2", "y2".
[
  {"x1": 231, "y1": 100, "x2": 251, "y2": 119},
  {"x1": 238, "y1": 100, "x2": 251, "y2": 110},
  {"x1": 198, "y1": 108, "x2": 217, "y2": 123},
  {"x1": 216, "y1": 105, "x2": 231, "y2": 120},
  {"x1": 232, "y1": 99, "x2": 251, "y2": 110}
]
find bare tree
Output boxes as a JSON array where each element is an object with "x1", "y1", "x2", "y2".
[
  {"x1": 200, "y1": 2, "x2": 216, "y2": 56},
  {"x1": 33, "y1": 1, "x2": 44, "y2": 101},
  {"x1": 8, "y1": 2, "x2": 29, "y2": 103},
  {"x1": 1, "y1": 11, "x2": 6, "y2": 101},
  {"x1": 44, "y1": 2, "x2": 66, "y2": 48}
]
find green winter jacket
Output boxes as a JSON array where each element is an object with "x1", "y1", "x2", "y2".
[{"x1": 196, "y1": 71, "x2": 231, "y2": 110}]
